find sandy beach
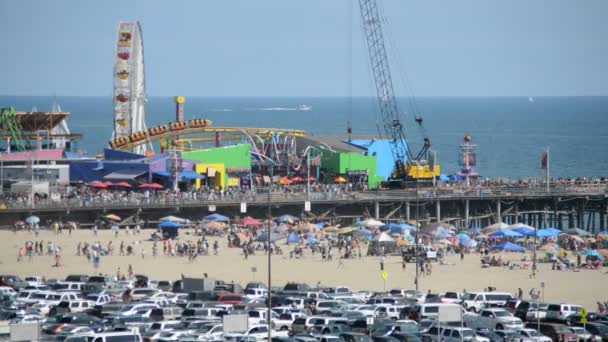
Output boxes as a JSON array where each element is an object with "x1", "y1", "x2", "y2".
[{"x1": 0, "y1": 229, "x2": 604, "y2": 311}]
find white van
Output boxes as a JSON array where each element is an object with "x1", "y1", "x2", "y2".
[
  {"x1": 461, "y1": 292, "x2": 514, "y2": 312},
  {"x1": 64, "y1": 331, "x2": 142, "y2": 342},
  {"x1": 411, "y1": 303, "x2": 462, "y2": 320}
]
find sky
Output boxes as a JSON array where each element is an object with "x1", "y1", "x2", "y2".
[{"x1": 0, "y1": 0, "x2": 607, "y2": 97}]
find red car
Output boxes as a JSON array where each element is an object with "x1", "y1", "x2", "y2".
[{"x1": 217, "y1": 293, "x2": 244, "y2": 305}]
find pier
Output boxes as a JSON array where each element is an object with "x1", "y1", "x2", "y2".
[{"x1": 2, "y1": 184, "x2": 606, "y2": 231}]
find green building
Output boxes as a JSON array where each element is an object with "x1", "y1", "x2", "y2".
[
  {"x1": 320, "y1": 148, "x2": 383, "y2": 189},
  {"x1": 182, "y1": 144, "x2": 251, "y2": 189}
]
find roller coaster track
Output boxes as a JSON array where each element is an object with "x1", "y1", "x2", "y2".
[{"x1": 110, "y1": 125, "x2": 307, "y2": 151}]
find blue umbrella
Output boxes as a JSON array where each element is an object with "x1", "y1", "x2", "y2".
[
  {"x1": 493, "y1": 242, "x2": 526, "y2": 252},
  {"x1": 536, "y1": 229, "x2": 559, "y2": 238},
  {"x1": 456, "y1": 233, "x2": 471, "y2": 241},
  {"x1": 579, "y1": 250, "x2": 605, "y2": 261},
  {"x1": 490, "y1": 229, "x2": 523, "y2": 238},
  {"x1": 514, "y1": 227, "x2": 535, "y2": 237},
  {"x1": 461, "y1": 239, "x2": 477, "y2": 248},
  {"x1": 287, "y1": 233, "x2": 300, "y2": 244},
  {"x1": 306, "y1": 236, "x2": 320, "y2": 244},
  {"x1": 256, "y1": 232, "x2": 286, "y2": 242},
  {"x1": 159, "y1": 221, "x2": 180, "y2": 229},
  {"x1": 204, "y1": 213, "x2": 230, "y2": 222},
  {"x1": 353, "y1": 229, "x2": 372, "y2": 237},
  {"x1": 26, "y1": 216, "x2": 40, "y2": 224},
  {"x1": 276, "y1": 214, "x2": 299, "y2": 223}
]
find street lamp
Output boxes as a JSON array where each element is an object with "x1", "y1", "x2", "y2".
[{"x1": 266, "y1": 189, "x2": 272, "y2": 340}]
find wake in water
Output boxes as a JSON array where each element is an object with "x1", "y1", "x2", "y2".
[{"x1": 243, "y1": 104, "x2": 312, "y2": 112}]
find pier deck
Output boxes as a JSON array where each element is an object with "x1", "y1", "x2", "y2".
[{"x1": 2, "y1": 184, "x2": 607, "y2": 231}]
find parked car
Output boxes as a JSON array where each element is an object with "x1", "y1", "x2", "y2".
[{"x1": 545, "y1": 304, "x2": 583, "y2": 323}]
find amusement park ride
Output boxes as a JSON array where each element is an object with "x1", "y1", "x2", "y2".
[
  {"x1": 109, "y1": 23, "x2": 314, "y2": 176},
  {"x1": 359, "y1": 0, "x2": 440, "y2": 185}
]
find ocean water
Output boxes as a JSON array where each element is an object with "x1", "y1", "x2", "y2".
[{"x1": 1, "y1": 95, "x2": 607, "y2": 179}]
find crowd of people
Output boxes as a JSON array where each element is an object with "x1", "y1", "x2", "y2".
[{"x1": 2, "y1": 176, "x2": 606, "y2": 210}]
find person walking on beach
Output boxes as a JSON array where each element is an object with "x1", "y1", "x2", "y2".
[
  {"x1": 460, "y1": 250, "x2": 465, "y2": 261},
  {"x1": 128, "y1": 264, "x2": 133, "y2": 278},
  {"x1": 518, "y1": 288, "x2": 523, "y2": 300},
  {"x1": 379, "y1": 255, "x2": 385, "y2": 271}
]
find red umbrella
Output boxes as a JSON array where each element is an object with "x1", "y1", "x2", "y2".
[
  {"x1": 290, "y1": 176, "x2": 304, "y2": 183},
  {"x1": 89, "y1": 181, "x2": 107, "y2": 188},
  {"x1": 239, "y1": 217, "x2": 264, "y2": 227},
  {"x1": 103, "y1": 181, "x2": 114, "y2": 186},
  {"x1": 139, "y1": 183, "x2": 164, "y2": 189},
  {"x1": 308, "y1": 177, "x2": 317, "y2": 182},
  {"x1": 113, "y1": 182, "x2": 132, "y2": 188}
]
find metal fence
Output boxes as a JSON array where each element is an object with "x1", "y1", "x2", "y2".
[{"x1": 2, "y1": 184, "x2": 606, "y2": 212}]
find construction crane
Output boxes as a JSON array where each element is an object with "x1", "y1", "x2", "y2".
[{"x1": 358, "y1": 0, "x2": 440, "y2": 184}]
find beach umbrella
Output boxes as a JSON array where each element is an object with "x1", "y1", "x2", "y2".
[
  {"x1": 482, "y1": 222, "x2": 509, "y2": 234},
  {"x1": 205, "y1": 221, "x2": 226, "y2": 230},
  {"x1": 493, "y1": 242, "x2": 526, "y2": 252},
  {"x1": 358, "y1": 219, "x2": 384, "y2": 228},
  {"x1": 239, "y1": 217, "x2": 264, "y2": 227},
  {"x1": 287, "y1": 233, "x2": 300, "y2": 244},
  {"x1": 569, "y1": 235, "x2": 584, "y2": 243},
  {"x1": 323, "y1": 226, "x2": 339, "y2": 232},
  {"x1": 597, "y1": 249, "x2": 608, "y2": 258},
  {"x1": 306, "y1": 236, "x2": 320, "y2": 244},
  {"x1": 334, "y1": 176, "x2": 347, "y2": 184},
  {"x1": 468, "y1": 227, "x2": 482, "y2": 234},
  {"x1": 159, "y1": 221, "x2": 180, "y2": 229},
  {"x1": 513, "y1": 227, "x2": 536, "y2": 237},
  {"x1": 139, "y1": 183, "x2": 164, "y2": 189},
  {"x1": 507, "y1": 223, "x2": 535, "y2": 231},
  {"x1": 461, "y1": 239, "x2": 478, "y2": 248},
  {"x1": 290, "y1": 176, "x2": 304, "y2": 183},
  {"x1": 255, "y1": 232, "x2": 286, "y2": 242},
  {"x1": 276, "y1": 214, "x2": 299, "y2": 223},
  {"x1": 372, "y1": 232, "x2": 395, "y2": 242},
  {"x1": 25, "y1": 215, "x2": 40, "y2": 224},
  {"x1": 490, "y1": 229, "x2": 523, "y2": 238},
  {"x1": 104, "y1": 214, "x2": 121, "y2": 221},
  {"x1": 159, "y1": 215, "x2": 191, "y2": 224},
  {"x1": 308, "y1": 177, "x2": 317, "y2": 182},
  {"x1": 279, "y1": 177, "x2": 292, "y2": 185},
  {"x1": 597, "y1": 231, "x2": 608, "y2": 236},
  {"x1": 89, "y1": 181, "x2": 108, "y2": 188},
  {"x1": 338, "y1": 227, "x2": 357, "y2": 235},
  {"x1": 536, "y1": 228, "x2": 559, "y2": 238},
  {"x1": 353, "y1": 228, "x2": 372, "y2": 238},
  {"x1": 113, "y1": 181, "x2": 132, "y2": 188},
  {"x1": 455, "y1": 233, "x2": 471, "y2": 241},
  {"x1": 579, "y1": 250, "x2": 605, "y2": 261},
  {"x1": 564, "y1": 228, "x2": 592, "y2": 237},
  {"x1": 204, "y1": 213, "x2": 230, "y2": 222}
]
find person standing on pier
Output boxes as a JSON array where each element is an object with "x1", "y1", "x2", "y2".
[{"x1": 379, "y1": 255, "x2": 385, "y2": 271}]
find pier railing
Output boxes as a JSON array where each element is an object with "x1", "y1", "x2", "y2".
[{"x1": 2, "y1": 184, "x2": 606, "y2": 212}]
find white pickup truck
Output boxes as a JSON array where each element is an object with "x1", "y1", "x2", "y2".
[
  {"x1": 464, "y1": 308, "x2": 524, "y2": 331},
  {"x1": 224, "y1": 325, "x2": 288, "y2": 341}
]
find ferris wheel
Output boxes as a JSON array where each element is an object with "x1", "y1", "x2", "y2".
[{"x1": 112, "y1": 21, "x2": 151, "y2": 155}]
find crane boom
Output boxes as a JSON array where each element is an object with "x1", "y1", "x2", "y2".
[{"x1": 358, "y1": 0, "x2": 439, "y2": 182}]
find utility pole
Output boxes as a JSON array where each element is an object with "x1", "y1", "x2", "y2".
[{"x1": 306, "y1": 148, "x2": 311, "y2": 198}]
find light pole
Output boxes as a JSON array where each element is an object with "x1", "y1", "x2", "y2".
[
  {"x1": 267, "y1": 189, "x2": 272, "y2": 340},
  {"x1": 415, "y1": 179, "x2": 419, "y2": 291}
]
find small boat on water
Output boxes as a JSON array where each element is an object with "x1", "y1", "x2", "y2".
[{"x1": 298, "y1": 104, "x2": 312, "y2": 111}]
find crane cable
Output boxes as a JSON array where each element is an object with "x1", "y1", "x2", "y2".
[{"x1": 378, "y1": 0, "x2": 428, "y2": 145}]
